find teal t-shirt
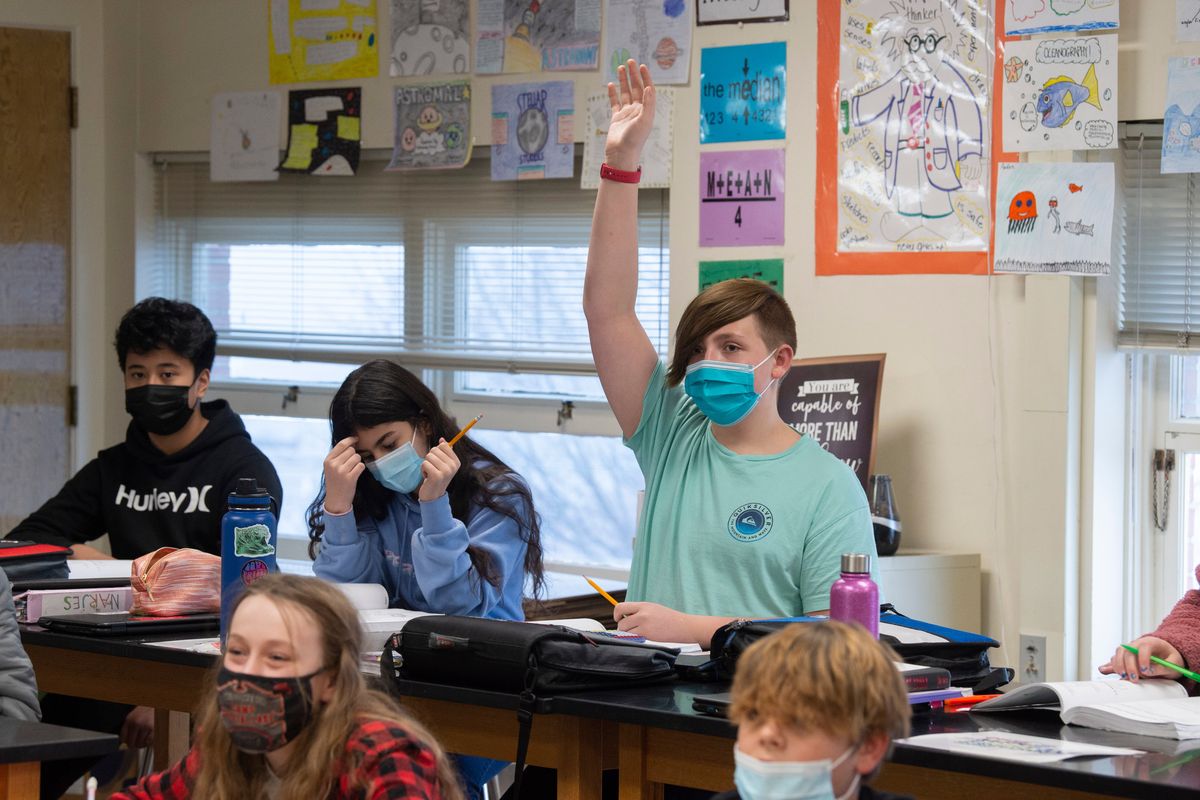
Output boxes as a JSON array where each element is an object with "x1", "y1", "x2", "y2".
[{"x1": 625, "y1": 362, "x2": 879, "y2": 617}]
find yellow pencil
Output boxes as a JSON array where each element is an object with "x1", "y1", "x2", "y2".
[
  {"x1": 584, "y1": 575, "x2": 618, "y2": 607},
  {"x1": 448, "y1": 414, "x2": 482, "y2": 447}
]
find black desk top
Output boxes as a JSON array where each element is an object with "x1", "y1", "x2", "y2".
[
  {"x1": 20, "y1": 625, "x2": 217, "y2": 669},
  {"x1": 0, "y1": 717, "x2": 117, "y2": 764}
]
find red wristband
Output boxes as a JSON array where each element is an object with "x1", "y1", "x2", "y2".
[{"x1": 600, "y1": 163, "x2": 642, "y2": 184}]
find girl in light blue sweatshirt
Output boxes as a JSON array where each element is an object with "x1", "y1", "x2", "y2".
[{"x1": 307, "y1": 359, "x2": 544, "y2": 619}]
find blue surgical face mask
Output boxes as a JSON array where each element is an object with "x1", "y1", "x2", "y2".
[
  {"x1": 733, "y1": 744, "x2": 859, "y2": 800},
  {"x1": 365, "y1": 430, "x2": 423, "y2": 494},
  {"x1": 684, "y1": 350, "x2": 778, "y2": 426}
]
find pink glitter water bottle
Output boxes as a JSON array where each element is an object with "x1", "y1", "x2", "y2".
[{"x1": 829, "y1": 553, "x2": 879, "y2": 639}]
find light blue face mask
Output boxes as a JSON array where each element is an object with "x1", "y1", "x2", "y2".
[
  {"x1": 365, "y1": 431, "x2": 423, "y2": 494},
  {"x1": 733, "y1": 744, "x2": 859, "y2": 800},
  {"x1": 683, "y1": 351, "x2": 778, "y2": 427}
]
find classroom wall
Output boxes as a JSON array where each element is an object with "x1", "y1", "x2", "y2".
[{"x1": 20, "y1": 0, "x2": 1184, "y2": 675}]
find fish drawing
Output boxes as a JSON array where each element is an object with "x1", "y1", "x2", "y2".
[
  {"x1": 1036, "y1": 64, "x2": 1102, "y2": 129},
  {"x1": 1068, "y1": 183, "x2": 1084, "y2": 193},
  {"x1": 1064, "y1": 219, "x2": 1094, "y2": 237}
]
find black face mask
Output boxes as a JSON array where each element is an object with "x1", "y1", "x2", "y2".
[
  {"x1": 216, "y1": 666, "x2": 319, "y2": 753},
  {"x1": 124, "y1": 384, "x2": 195, "y2": 436}
]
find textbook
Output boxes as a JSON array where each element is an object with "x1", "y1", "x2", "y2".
[{"x1": 973, "y1": 679, "x2": 1200, "y2": 740}]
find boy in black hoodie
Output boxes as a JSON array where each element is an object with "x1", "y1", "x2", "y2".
[
  {"x1": 8, "y1": 297, "x2": 282, "y2": 559},
  {"x1": 7, "y1": 297, "x2": 283, "y2": 799}
]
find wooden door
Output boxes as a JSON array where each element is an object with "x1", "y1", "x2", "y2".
[{"x1": 0, "y1": 28, "x2": 72, "y2": 533}]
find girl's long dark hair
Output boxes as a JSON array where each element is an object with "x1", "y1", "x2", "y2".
[{"x1": 307, "y1": 360, "x2": 545, "y2": 600}]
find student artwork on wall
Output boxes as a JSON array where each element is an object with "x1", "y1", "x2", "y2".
[
  {"x1": 1163, "y1": 57, "x2": 1200, "y2": 174},
  {"x1": 389, "y1": 0, "x2": 469, "y2": 76},
  {"x1": 698, "y1": 259, "x2": 784, "y2": 291},
  {"x1": 1001, "y1": 35, "x2": 1117, "y2": 153},
  {"x1": 1004, "y1": 0, "x2": 1118, "y2": 37},
  {"x1": 268, "y1": 0, "x2": 379, "y2": 84},
  {"x1": 605, "y1": 0, "x2": 692, "y2": 86},
  {"x1": 475, "y1": 0, "x2": 601, "y2": 73},
  {"x1": 278, "y1": 88, "x2": 361, "y2": 175},
  {"x1": 699, "y1": 42, "x2": 786, "y2": 144},
  {"x1": 210, "y1": 92, "x2": 281, "y2": 182},
  {"x1": 1179, "y1": 0, "x2": 1200, "y2": 41},
  {"x1": 816, "y1": 0, "x2": 999, "y2": 276},
  {"x1": 696, "y1": 0, "x2": 788, "y2": 25},
  {"x1": 777, "y1": 354, "x2": 885, "y2": 495},
  {"x1": 993, "y1": 162, "x2": 1114, "y2": 275},
  {"x1": 387, "y1": 82, "x2": 472, "y2": 170},
  {"x1": 582, "y1": 88, "x2": 674, "y2": 189},
  {"x1": 491, "y1": 81, "x2": 574, "y2": 180},
  {"x1": 699, "y1": 149, "x2": 785, "y2": 246}
]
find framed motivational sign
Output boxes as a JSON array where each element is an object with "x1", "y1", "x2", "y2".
[{"x1": 777, "y1": 353, "x2": 885, "y2": 494}]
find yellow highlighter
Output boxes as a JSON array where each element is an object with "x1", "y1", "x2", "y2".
[
  {"x1": 584, "y1": 576, "x2": 619, "y2": 607},
  {"x1": 448, "y1": 414, "x2": 483, "y2": 447}
]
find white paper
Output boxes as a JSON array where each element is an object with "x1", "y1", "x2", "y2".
[
  {"x1": 1063, "y1": 697, "x2": 1200, "y2": 740},
  {"x1": 271, "y1": 0, "x2": 292, "y2": 54},
  {"x1": 604, "y1": 0, "x2": 692, "y2": 86},
  {"x1": 293, "y1": 15, "x2": 347, "y2": 39},
  {"x1": 575, "y1": 0, "x2": 601, "y2": 32},
  {"x1": 211, "y1": 92, "x2": 282, "y2": 183},
  {"x1": 334, "y1": 582, "x2": 389, "y2": 610},
  {"x1": 475, "y1": 0, "x2": 505, "y2": 73},
  {"x1": 993, "y1": 162, "x2": 1114, "y2": 275},
  {"x1": 1005, "y1": 0, "x2": 1119, "y2": 36},
  {"x1": 582, "y1": 88, "x2": 674, "y2": 190},
  {"x1": 301, "y1": 0, "x2": 341, "y2": 9},
  {"x1": 1179, "y1": 1, "x2": 1200, "y2": 41},
  {"x1": 306, "y1": 40, "x2": 361, "y2": 66},
  {"x1": 1002, "y1": 35, "x2": 1117, "y2": 152},
  {"x1": 143, "y1": 637, "x2": 222, "y2": 654},
  {"x1": 898, "y1": 731, "x2": 1142, "y2": 764},
  {"x1": 305, "y1": 95, "x2": 345, "y2": 122},
  {"x1": 67, "y1": 559, "x2": 135, "y2": 580}
]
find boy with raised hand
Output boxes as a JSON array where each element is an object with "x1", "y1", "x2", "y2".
[
  {"x1": 716, "y1": 621, "x2": 912, "y2": 800},
  {"x1": 7, "y1": 297, "x2": 283, "y2": 559},
  {"x1": 585, "y1": 61, "x2": 878, "y2": 647}
]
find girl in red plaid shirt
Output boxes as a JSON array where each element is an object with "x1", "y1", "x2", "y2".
[{"x1": 114, "y1": 575, "x2": 463, "y2": 799}]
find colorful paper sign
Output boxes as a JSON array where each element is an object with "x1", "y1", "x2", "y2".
[
  {"x1": 582, "y1": 88, "x2": 674, "y2": 190},
  {"x1": 605, "y1": 0, "x2": 692, "y2": 85},
  {"x1": 699, "y1": 42, "x2": 786, "y2": 143},
  {"x1": 699, "y1": 149, "x2": 785, "y2": 246},
  {"x1": 993, "y1": 162, "x2": 1114, "y2": 276},
  {"x1": 1002, "y1": 35, "x2": 1117, "y2": 153},
  {"x1": 268, "y1": 0, "x2": 379, "y2": 84},
  {"x1": 389, "y1": 0, "x2": 470, "y2": 76},
  {"x1": 491, "y1": 81, "x2": 575, "y2": 181},
  {"x1": 387, "y1": 82, "x2": 472, "y2": 170},
  {"x1": 698, "y1": 259, "x2": 784, "y2": 291},
  {"x1": 476, "y1": 0, "x2": 600, "y2": 74},
  {"x1": 1163, "y1": 57, "x2": 1200, "y2": 174},
  {"x1": 278, "y1": 88, "x2": 361, "y2": 175},
  {"x1": 1004, "y1": 0, "x2": 1118, "y2": 36},
  {"x1": 210, "y1": 92, "x2": 281, "y2": 182},
  {"x1": 697, "y1": 0, "x2": 788, "y2": 25}
]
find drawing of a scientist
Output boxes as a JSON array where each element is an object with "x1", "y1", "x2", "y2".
[{"x1": 850, "y1": 0, "x2": 984, "y2": 242}]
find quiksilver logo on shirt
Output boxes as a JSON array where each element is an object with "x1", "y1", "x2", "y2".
[
  {"x1": 728, "y1": 503, "x2": 774, "y2": 543},
  {"x1": 114, "y1": 484, "x2": 212, "y2": 514}
]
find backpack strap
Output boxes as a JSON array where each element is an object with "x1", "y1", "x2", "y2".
[{"x1": 509, "y1": 662, "x2": 540, "y2": 800}]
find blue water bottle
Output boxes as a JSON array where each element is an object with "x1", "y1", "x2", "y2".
[{"x1": 220, "y1": 477, "x2": 278, "y2": 640}]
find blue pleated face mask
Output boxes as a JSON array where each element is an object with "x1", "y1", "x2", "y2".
[
  {"x1": 683, "y1": 350, "x2": 778, "y2": 427},
  {"x1": 733, "y1": 744, "x2": 859, "y2": 800},
  {"x1": 365, "y1": 430, "x2": 423, "y2": 494}
]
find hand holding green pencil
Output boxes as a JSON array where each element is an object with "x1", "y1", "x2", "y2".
[{"x1": 1119, "y1": 643, "x2": 1200, "y2": 683}]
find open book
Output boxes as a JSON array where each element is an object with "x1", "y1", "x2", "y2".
[{"x1": 973, "y1": 679, "x2": 1200, "y2": 740}]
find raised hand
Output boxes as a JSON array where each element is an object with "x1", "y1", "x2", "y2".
[{"x1": 605, "y1": 60, "x2": 657, "y2": 172}]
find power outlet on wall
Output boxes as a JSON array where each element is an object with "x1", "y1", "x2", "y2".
[{"x1": 1020, "y1": 634, "x2": 1047, "y2": 684}]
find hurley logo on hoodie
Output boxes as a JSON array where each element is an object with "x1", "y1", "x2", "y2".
[{"x1": 114, "y1": 484, "x2": 213, "y2": 514}]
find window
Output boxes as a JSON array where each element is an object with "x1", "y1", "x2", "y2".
[{"x1": 148, "y1": 152, "x2": 668, "y2": 577}]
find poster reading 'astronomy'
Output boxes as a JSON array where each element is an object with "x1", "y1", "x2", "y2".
[
  {"x1": 1002, "y1": 35, "x2": 1117, "y2": 152},
  {"x1": 835, "y1": 0, "x2": 991, "y2": 256}
]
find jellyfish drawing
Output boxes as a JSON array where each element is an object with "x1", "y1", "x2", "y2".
[{"x1": 1007, "y1": 191, "x2": 1038, "y2": 234}]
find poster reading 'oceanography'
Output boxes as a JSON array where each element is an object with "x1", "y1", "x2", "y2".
[
  {"x1": 836, "y1": 0, "x2": 991, "y2": 255},
  {"x1": 1002, "y1": 35, "x2": 1117, "y2": 152}
]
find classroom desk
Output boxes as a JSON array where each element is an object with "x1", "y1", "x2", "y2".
[
  {"x1": 0, "y1": 717, "x2": 117, "y2": 799},
  {"x1": 21, "y1": 627, "x2": 1200, "y2": 800}
]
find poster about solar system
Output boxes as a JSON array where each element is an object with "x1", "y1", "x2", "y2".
[
  {"x1": 1002, "y1": 35, "x2": 1117, "y2": 152},
  {"x1": 993, "y1": 162, "x2": 1114, "y2": 275},
  {"x1": 387, "y1": 82, "x2": 472, "y2": 170},
  {"x1": 491, "y1": 81, "x2": 574, "y2": 180},
  {"x1": 604, "y1": 0, "x2": 692, "y2": 85}
]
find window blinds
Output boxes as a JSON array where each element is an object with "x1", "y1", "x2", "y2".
[
  {"x1": 1120, "y1": 125, "x2": 1200, "y2": 350},
  {"x1": 150, "y1": 152, "x2": 669, "y2": 374}
]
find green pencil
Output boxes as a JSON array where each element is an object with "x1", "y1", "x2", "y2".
[{"x1": 1120, "y1": 643, "x2": 1200, "y2": 682}]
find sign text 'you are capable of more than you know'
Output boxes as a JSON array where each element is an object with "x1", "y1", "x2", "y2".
[{"x1": 777, "y1": 354, "x2": 885, "y2": 494}]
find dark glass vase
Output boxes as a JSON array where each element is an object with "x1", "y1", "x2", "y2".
[{"x1": 869, "y1": 474, "x2": 901, "y2": 556}]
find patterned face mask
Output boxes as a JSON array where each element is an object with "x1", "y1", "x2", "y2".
[{"x1": 216, "y1": 666, "x2": 321, "y2": 753}]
